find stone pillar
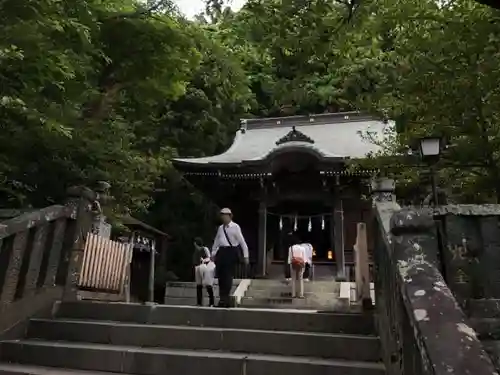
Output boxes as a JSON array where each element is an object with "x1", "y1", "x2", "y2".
[
  {"x1": 257, "y1": 201, "x2": 267, "y2": 277},
  {"x1": 333, "y1": 198, "x2": 346, "y2": 281},
  {"x1": 354, "y1": 222, "x2": 372, "y2": 310},
  {"x1": 435, "y1": 207, "x2": 500, "y2": 307},
  {"x1": 148, "y1": 239, "x2": 156, "y2": 303},
  {"x1": 63, "y1": 186, "x2": 97, "y2": 300},
  {"x1": 91, "y1": 181, "x2": 112, "y2": 239},
  {"x1": 371, "y1": 177, "x2": 396, "y2": 204}
]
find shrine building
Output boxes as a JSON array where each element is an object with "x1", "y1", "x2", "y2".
[{"x1": 172, "y1": 111, "x2": 389, "y2": 280}]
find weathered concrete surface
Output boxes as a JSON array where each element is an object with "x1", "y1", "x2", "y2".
[
  {"x1": 0, "y1": 205, "x2": 73, "y2": 241},
  {"x1": 432, "y1": 204, "x2": 500, "y2": 216},
  {"x1": 240, "y1": 278, "x2": 348, "y2": 311},
  {"x1": 0, "y1": 186, "x2": 97, "y2": 349},
  {"x1": 55, "y1": 301, "x2": 376, "y2": 334},
  {"x1": 0, "y1": 287, "x2": 63, "y2": 339},
  {"x1": 374, "y1": 202, "x2": 499, "y2": 375},
  {"x1": 0, "y1": 300, "x2": 385, "y2": 375},
  {"x1": 163, "y1": 281, "x2": 238, "y2": 306},
  {"x1": 27, "y1": 318, "x2": 382, "y2": 361},
  {"x1": 0, "y1": 340, "x2": 385, "y2": 375},
  {"x1": 435, "y1": 207, "x2": 500, "y2": 303}
]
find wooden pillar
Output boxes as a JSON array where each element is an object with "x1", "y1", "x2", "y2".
[
  {"x1": 257, "y1": 201, "x2": 267, "y2": 277},
  {"x1": 334, "y1": 198, "x2": 346, "y2": 281},
  {"x1": 148, "y1": 239, "x2": 156, "y2": 303},
  {"x1": 354, "y1": 222, "x2": 372, "y2": 309},
  {"x1": 329, "y1": 211, "x2": 335, "y2": 261}
]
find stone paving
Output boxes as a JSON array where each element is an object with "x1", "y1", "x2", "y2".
[{"x1": 239, "y1": 264, "x2": 353, "y2": 311}]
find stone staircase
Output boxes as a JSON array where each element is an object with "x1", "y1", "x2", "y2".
[
  {"x1": 163, "y1": 280, "x2": 238, "y2": 306},
  {"x1": 240, "y1": 279, "x2": 350, "y2": 310},
  {"x1": 0, "y1": 300, "x2": 385, "y2": 375}
]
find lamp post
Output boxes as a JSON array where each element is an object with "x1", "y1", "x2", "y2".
[{"x1": 418, "y1": 137, "x2": 444, "y2": 206}]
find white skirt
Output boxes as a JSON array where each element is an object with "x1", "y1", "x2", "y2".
[{"x1": 195, "y1": 262, "x2": 216, "y2": 286}]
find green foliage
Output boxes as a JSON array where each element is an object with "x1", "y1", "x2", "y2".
[
  {"x1": 348, "y1": 0, "x2": 500, "y2": 203},
  {"x1": 0, "y1": 0, "x2": 243, "y2": 208},
  {"x1": 3, "y1": 0, "x2": 500, "y2": 277},
  {"x1": 0, "y1": 0, "x2": 253, "y2": 278}
]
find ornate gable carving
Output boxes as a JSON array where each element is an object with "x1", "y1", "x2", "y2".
[{"x1": 275, "y1": 126, "x2": 315, "y2": 145}]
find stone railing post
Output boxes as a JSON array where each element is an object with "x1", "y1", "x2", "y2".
[
  {"x1": 391, "y1": 208, "x2": 441, "y2": 271},
  {"x1": 62, "y1": 186, "x2": 96, "y2": 300},
  {"x1": 374, "y1": 202, "x2": 498, "y2": 375},
  {"x1": 91, "y1": 181, "x2": 112, "y2": 239},
  {"x1": 434, "y1": 205, "x2": 500, "y2": 307},
  {"x1": 257, "y1": 200, "x2": 267, "y2": 277},
  {"x1": 371, "y1": 177, "x2": 396, "y2": 204}
]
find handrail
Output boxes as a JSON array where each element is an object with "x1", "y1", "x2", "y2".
[
  {"x1": 0, "y1": 186, "x2": 95, "y2": 337},
  {"x1": 0, "y1": 205, "x2": 75, "y2": 241},
  {"x1": 373, "y1": 201, "x2": 497, "y2": 375}
]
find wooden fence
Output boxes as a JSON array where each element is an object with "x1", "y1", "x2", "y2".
[{"x1": 78, "y1": 233, "x2": 132, "y2": 293}]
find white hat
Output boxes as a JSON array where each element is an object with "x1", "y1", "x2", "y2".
[{"x1": 220, "y1": 207, "x2": 232, "y2": 215}]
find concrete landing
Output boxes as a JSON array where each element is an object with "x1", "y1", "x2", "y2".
[
  {"x1": 266, "y1": 263, "x2": 338, "y2": 281},
  {"x1": 239, "y1": 278, "x2": 352, "y2": 311},
  {"x1": 164, "y1": 280, "x2": 239, "y2": 306}
]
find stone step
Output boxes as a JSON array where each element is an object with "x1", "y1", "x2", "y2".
[
  {"x1": 165, "y1": 286, "x2": 235, "y2": 298},
  {"x1": 164, "y1": 297, "x2": 213, "y2": 306},
  {"x1": 0, "y1": 364, "x2": 125, "y2": 375},
  {"x1": 239, "y1": 304, "x2": 358, "y2": 312},
  {"x1": 246, "y1": 290, "x2": 338, "y2": 299},
  {"x1": 55, "y1": 301, "x2": 376, "y2": 335},
  {"x1": 0, "y1": 340, "x2": 385, "y2": 375},
  {"x1": 247, "y1": 287, "x2": 339, "y2": 296},
  {"x1": 166, "y1": 280, "x2": 241, "y2": 288},
  {"x1": 250, "y1": 279, "x2": 337, "y2": 288},
  {"x1": 240, "y1": 297, "x2": 351, "y2": 311},
  {"x1": 27, "y1": 319, "x2": 381, "y2": 361}
]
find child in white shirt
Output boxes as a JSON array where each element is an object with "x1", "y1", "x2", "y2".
[
  {"x1": 193, "y1": 238, "x2": 215, "y2": 306},
  {"x1": 287, "y1": 244, "x2": 306, "y2": 298}
]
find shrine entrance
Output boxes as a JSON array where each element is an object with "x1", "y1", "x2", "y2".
[
  {"x1": 266, "y1": 200, "x2": 334, "y2": 262},
  {"x1": 173, "y1": 112, "x2": 389, "y2": 280}
]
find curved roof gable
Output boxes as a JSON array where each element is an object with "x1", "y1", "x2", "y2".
[{"x1": 173, "y1": 112, "x2": 390, "y2": 167}]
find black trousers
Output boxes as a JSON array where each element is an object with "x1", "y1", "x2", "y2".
[
  {"x1": 216, "y1": 246, "x2": 237, "y2": 306},
  {"x1": 196, "y1": 285, "x2": 215, "y2": 306},
  {"x1": 284, "y1": 261, "x2": 291, "y2": 278},
  {"x1": 304, "y1": 263, "x2": 311, "y2": 279}
]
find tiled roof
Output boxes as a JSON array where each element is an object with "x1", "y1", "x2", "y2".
[{"x1": 173, "y1": 112, "x2": 390, "y2": 166}]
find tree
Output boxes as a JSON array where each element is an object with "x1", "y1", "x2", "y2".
[
  {"x1": 0, "y1": 0, "x2": 256, "y2": 278},
  {"x1": 4, "y1": 0, "x2": 500, "y2": 280},
  {"x1": 338, "y1": 0, "x2": 500, "y2": 203},
  {"x1": 0, "y1": 0, "x2": 199, "y2": 209}
]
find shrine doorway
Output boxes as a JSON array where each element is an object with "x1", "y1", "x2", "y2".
[{"x1": 267, "y1": 200, "x2": 334, "y2": 263}]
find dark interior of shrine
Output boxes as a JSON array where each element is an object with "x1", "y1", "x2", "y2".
[{"x1": 267, "y1": 200, "x2": 334, "y2": 262}]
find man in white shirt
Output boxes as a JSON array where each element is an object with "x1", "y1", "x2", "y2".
[{"x1": 212, "y1": 207, "x2": 249, "y2": 307}]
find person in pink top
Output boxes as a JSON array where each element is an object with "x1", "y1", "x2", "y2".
[{"x1": 287, "y1": 242, "x2": 306, "y2": 298}]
